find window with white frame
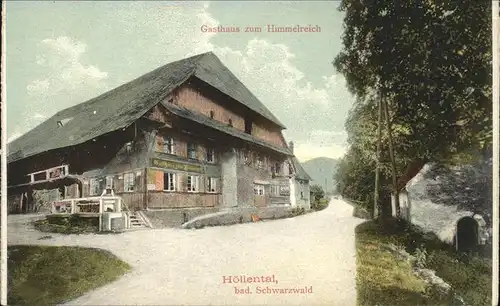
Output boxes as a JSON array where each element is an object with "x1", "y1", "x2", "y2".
[
  {"x1": 241, "y1": 150, "x2": 250, "y2": 163},
  {"x1": 253, "y1": 184, "x2": 265, "y2": 196},
  {"x1": 275, "y1": 162, "x2": 281, "y2": 175},
  {"x1": 271, "y1": 185, "x2": 279, "y2": 197},
  {"x1": 207, "y1": 177, "x2": 218, "y2": 193},
  {"x1": 163, "y1": 136, "x2": 174, "y2": 154},
  {"x1": 187, "y1": 143, "x2": 197, "y2": 159},
  {"x1": 105, "y1": 176, "x2": 114, "y2": 189},
  {"x1": 256, "y1": 156, "x2": 264, "y2": 169},
  {"x1": 48, "y1": 165, "x2": 67, "y2": 179},
  {"x1": 90, "y1": 178, "x2": 100, "y2": 196},
  {"x1": 206, "y1": 148, "x2": 215, "y2": 163},
  {"x1": 124, "y1": 173, "x2": 135, "y2": 192},
  {"x1": 187, "y1": 175, "x2": 199, "y2": 192},
  {"x1": 163, "y1": 172, "x2": 176, "y2": 191}
]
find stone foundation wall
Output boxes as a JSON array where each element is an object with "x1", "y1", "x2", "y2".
[
  {"x1": 143, "y1": 207, "x2": 220, "y2": 228},
  {"x1": 142, "y1": 205, "x2": 297, "y2": 228},
  {"x1": 182, "y1": 205, "x2": 296, "y2": 229}
]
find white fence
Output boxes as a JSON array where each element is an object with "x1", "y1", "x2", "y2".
[
  {"x1": 51, "y1": 196, "x2": 123, "y2": 215},
  {"x1": 51, "y1": 196, "x2": 130, "y2": 231}
]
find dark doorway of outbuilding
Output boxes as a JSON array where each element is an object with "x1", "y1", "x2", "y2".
[{"x1": 455, "y1": 216, "x2": 479, "y2": 253}]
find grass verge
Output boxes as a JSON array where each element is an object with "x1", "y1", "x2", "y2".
[
  {"x1": 311, "y1": 198, "x2": 329, "y2": 211},
  {"x1": 8, "y1": 245, "x2": 131, "y2": 305},
  {"x1": 356, "y1": 219, "x2": 491, "y2": 306}
]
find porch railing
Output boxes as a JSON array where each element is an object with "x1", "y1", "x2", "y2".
[
  {"x1": 51, "y1": 196, "x2": 134, "y2": 230},
  {"x1": 51, "y1": 196, "x2": 123, "y2": 215}
]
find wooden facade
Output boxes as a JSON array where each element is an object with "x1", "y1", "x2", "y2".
[{"x1": 7, "y1": 77, "x2": 295, "y2": 214}]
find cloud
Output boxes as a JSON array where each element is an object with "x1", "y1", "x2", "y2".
[
  {"x1": 13, "y1": 36, "x2": 110, "y2": 138},
  {"x1": 26, "y1": 79, "x2": 50, "y2": 95},
  {"x1": 112, "y1": 1, "x2": 216, "y2": 72},
  {"x1": 33, "y1": 113, "x2": 47, "y2": 120}
]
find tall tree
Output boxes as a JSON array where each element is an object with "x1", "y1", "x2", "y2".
[
  {"x1": 334, "y1": 0, "x2": 492, "y2": 213},
  {"x1": 382, "y1": 95, "x2": 400, "y2": 217},
  {"x1": 374, "y1": 93, "x2": 382, "y2": 218}
]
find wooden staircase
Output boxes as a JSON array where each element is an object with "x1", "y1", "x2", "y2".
[
  {"x1": 128, "y1": 211, "x2": 149, "y2": 229},
  {"x1": 120, "y1": 200, "x2": 153, "y2": 230}
]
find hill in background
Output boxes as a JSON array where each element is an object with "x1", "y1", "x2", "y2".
[{"x1": 302, "y1": 157, "x2": 339, "y2": 194}]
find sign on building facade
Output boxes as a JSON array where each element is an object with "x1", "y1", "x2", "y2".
[{"x1": 151, "y1": 158, "x2": 204, "y2": 173}]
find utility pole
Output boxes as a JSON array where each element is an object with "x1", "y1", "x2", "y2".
[
  {"x1": 383, "y1": 96, "x2": 400, "y2": 218},
  {"x1": 374, "y1": 91, "x2": 383, "y2": 219}
]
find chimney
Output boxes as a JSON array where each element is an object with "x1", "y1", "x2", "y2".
[{"x1": 288, "y1": 141, "x2": 294, "y2": 154}]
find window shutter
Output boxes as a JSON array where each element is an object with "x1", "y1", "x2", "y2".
[
  {"x1": 156, "y1": 136, "x2": 164, "y2": 151},
  {"x1": 183, "y1": 174, "x2": 189, "y2": 192},
  {"x1": 170, "y1": 138, "x2": 175, "y2": 154},
  {"x1": 177, "y1": 173, "x2": 185, "y2": 192},
  {"x1": 130, "y1": 171, "x2": 138, "y2": 191},
  {"x1": 116, "y1": 174, "x2": 124, "y2": 193},
  {"x1": 202, "y1": 176, "x2": 208, "y2": 193},
  {"x1": 83, "y1": 181, "x2": 90, "y2": 197},
  {"x1": 134, "y1": 172, "x2": 141, "y2": 191},
  {"x1": 147, "y1": 170, "x2": 156, "y2": 185},
  {"x1": 200, "y1": 146, "x2": 206, "y2": 162},
  {"x1": 99, "y1": 178, "x2": 106, "y2": 193},
  {"x1": 155, "y1": 170, "x2": 163, "y2": 191}
]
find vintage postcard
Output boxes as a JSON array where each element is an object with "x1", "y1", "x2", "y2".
[{"x1": 1, "y1": 1, "x2": 498, "y2": 305}]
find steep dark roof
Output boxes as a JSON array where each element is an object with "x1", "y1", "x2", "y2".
[
  {"x1": 291, "y1": 156, "x2": 312, "y2": 181},
  {"x1": 7, "y1": 52, "x2": 286, "y2": 163}
]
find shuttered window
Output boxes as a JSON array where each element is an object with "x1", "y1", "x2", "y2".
[
  {"x1": 187, "y1": 143, "x2": 197, "y2": 159},
  {"x1": 271, "y1": 185, "x2": 279, "y2": 197},
  {"x1": 163, "y1": 137, "x2": 174, "y2": 154},
  {"x1": 105, "y1": 176, "x2": 114, "y2": 189},
  {"x1": 124, "y1": 173, "x2": 135, "y2": 192},
  {"x1": 164, "y1": 172, "x2": 175, "y2": 191},
  {"x1": 89, "y1": 178, "x2": 100, "y2": 196},
  {"x1": 207, "y1": 177, "x2": 219, "y2": 193},
  {"x1": 254, "y1": 184, "x2": 265, "y2": 196},
  {"x1": 187, "y1": 175, "x2": 199, "y2": 192},
  {"x1": 206, "y1": 148, "x2": 215, "y2": 163}
]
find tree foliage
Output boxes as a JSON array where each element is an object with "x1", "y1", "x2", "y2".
[
  {"x1": 334, "y1": 0, "x2": 492, "y2": 210},
  {"x1": 310, "y1": 184, "x2": 325, "y2": 203}
]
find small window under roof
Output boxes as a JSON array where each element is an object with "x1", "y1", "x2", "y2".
[{"x1": 57, "y1": 117, "x2": 74, "y2": 127}]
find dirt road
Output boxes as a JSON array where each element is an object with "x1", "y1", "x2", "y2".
[{"x1": 8, "y1": 198, "x2": 363, "y2": 305}]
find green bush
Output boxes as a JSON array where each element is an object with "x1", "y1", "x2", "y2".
[
  {"x1": 353, "y1": 205, "x2": 371, "y2": 219},
  {"x1": 290, "y1": 207, "x2": 306, "y2": 217},
  {"x1": 356, "y1": 219, "x2": 492, "y2": 306},
  {"x1": 34, "y1": 215, "x2": 99, "y2": 234},
  {"x1": 310, "y1": 184, "x2": 325, "y2": 202},
  {"x1": 311, "y1": 198, "x2": 329, "y2": 211},
  {"x1": 45, "y1": 215, "x2": 69, "y2": 225}
]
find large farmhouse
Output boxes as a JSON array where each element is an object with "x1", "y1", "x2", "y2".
[{"x1": 6, "y1": 52, "x2": 311, "y2": 226}]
